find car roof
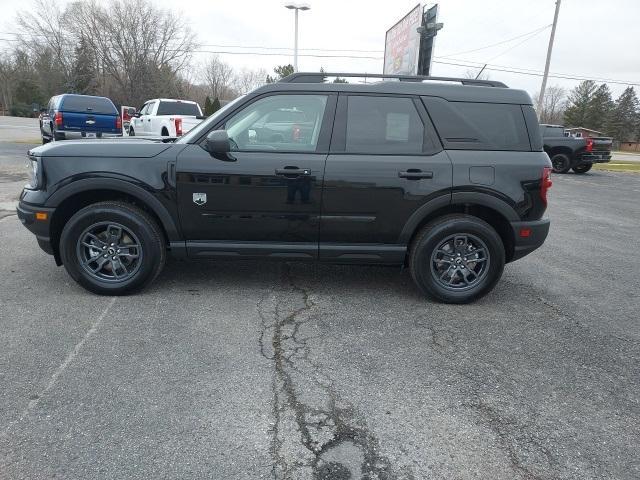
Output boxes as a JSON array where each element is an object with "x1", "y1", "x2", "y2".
[
  {"x1": 252, "y1": 73, "x2": 533, "y2": 105},
  {"x1": 149, "y1": 98, "x2": 199, "y2": 104},
  {"x1": 60, "y1": 93, "x2": 112, "y2": 101}
]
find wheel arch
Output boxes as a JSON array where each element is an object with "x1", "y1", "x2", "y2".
[
  {"x1": 47, "y1": 179, "x2": 181, "y2": 260},
  {"x1": 545, "y1": 145, "x2": 573, "y2": 158},
  {"x1": 400, "y1": 192, "x2": 517, "y2": 263}
]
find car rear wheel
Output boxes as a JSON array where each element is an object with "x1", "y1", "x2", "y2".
[
  {"x1": 551, "y1": 153, "x2": 571, "y2": 173},
  {"x1": 572, "y1": 163, "x2": 592, "y2": 174},
  {"x1": 409, "y1": 214, "x2": 505, "y2": 304},
  {"x1": 59, "y1": 202, "x2": 166, "y2": 295},
  {"x1": 128, "y1": 127, "x2": 135, "y2": 136}
]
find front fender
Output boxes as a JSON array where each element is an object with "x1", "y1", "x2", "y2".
[{"x1": 45, "y1": 177, "x2": 181, "y2": 241}]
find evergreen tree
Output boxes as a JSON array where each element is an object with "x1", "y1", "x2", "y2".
[
  {"x1": 204, "y1": 96, "x2": 214, "y2": 116},
  {"x1": 266, "y1": 64, "x2": 295, "y2": 83},
  {"x1": 211, "y1": 97, "x2": 221, "y2": 114},
  {"x1": 72, "y1": 37, "x2": 97, "y2": 94},
  {"x1": 563, "y1": 80, "x2": 597, "y2": 127},
  {"x1": 586, "y1": 83, "x2": 614, "y2": 133},
  {"x1": 607, "y1": 87, "x2": 639, "y2": 142}
]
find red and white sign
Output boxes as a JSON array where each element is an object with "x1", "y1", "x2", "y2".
[{"x1": 383, "y1": 4, "x2": 422, "y2": 76}]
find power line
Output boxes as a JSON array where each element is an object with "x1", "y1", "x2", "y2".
[
  {"x1": 438, "y1": 24, "x2": 551, "y2": 58},
  {"x1": 433, "y1": 59, "x2": 640, "y2": 86},
  {"x1": 1, "y1": 32, "x2": 636, "y2": 86}
]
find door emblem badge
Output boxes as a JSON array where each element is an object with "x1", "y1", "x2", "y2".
[{"x1": 193, "y1": 193, "x2": 207, "y2": 206}]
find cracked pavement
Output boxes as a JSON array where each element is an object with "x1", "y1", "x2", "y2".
[{"x1": 0, "y1": 140, "x2": 639, "y2": 479}]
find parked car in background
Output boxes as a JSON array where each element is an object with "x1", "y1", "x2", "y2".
[
  {"x1": 40, "y1": 94, "x2": 122, "y2": 143},
  {"x1": 128, "y1": 99, "x2": 204, "y2": 137},
  {"x1": 18, "y1": 72, "x2": 552, "y2": 303},
  {"x1": 540, "y1": 124, "x2": 612, "y2": 174}
]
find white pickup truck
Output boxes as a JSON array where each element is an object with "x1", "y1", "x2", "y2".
[{"x1": 127, "y1": 98, "x2": 205, "y2": 137}]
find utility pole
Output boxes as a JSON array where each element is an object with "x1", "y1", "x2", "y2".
[{"x1": 538, "y1": 0, "x2": 561, "y2": 113}]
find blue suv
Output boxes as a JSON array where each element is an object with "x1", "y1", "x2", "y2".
[{"x1": 40, "y1": 94, "x2": 122, "y2": 143}]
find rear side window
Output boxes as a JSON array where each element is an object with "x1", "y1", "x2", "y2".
[
  {"x1": 157, "y1": 101, "x2": 200, "y2": 116},
  {"x1": 543, "y1": 126, "x2": 564, "y2": 137},
  {"x1": 423, "y1": 97, "x2": 530, "y2": 151},
  {"x1": 345, "y1": 96, "x2": 424, "y2": 154},
  {"x1": 60, "y1": 95, "x2": 117, "y2": 115}
]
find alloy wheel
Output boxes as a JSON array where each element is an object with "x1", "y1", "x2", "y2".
[
  {"x1": 430, "y1": 233, "x2": 490, "y2": 291},
  {"x1": 76, "y1": 222, "x2": 143, "y2": 282}
]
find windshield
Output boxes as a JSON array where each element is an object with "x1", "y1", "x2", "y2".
[{"x1": 176, "y1": 96, "x2": 245, "y2": 144}]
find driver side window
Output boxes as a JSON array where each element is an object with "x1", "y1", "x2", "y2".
[{"x1": 224, "y1": 94, "x2": 328, "y2": 152}]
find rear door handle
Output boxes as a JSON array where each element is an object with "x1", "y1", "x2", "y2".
[
  {"x1": 398, "y1": 169, "x2": 433, "y2": 179},
  {"x1": 275, "y1": 167, "x2": 311, "y2": 176}
]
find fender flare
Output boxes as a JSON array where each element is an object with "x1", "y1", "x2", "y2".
[
  {"x1": 46, "y1": 177, "x2": 181, "y2": 241},
  {"x1": 398, "y1": 191, "x2": 519, "y2": 244}
]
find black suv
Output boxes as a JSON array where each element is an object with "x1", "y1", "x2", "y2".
[{"x1": 17, "y1": 73, "x2": 552, "y2": 303}]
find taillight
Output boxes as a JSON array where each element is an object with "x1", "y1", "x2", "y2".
[
  {"x1": 541, "y1": 166, "x2": 553, "y2": 206},
  {"x1": 585, "y1": 137, "x2": 593, "y2": 152},
  {"x1": 175, "y1": 118, "x2": 183, "y2": 136},
  {"x1": 116, "y1": 115, "x2": 122, "y2": 130},
  {"x1": 54, "y1": 111, "x2": 63, "y2": 127}
]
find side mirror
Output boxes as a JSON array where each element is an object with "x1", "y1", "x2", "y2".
[{"x1": 205, "y1": 130, "x2": 231, "y2": 153}]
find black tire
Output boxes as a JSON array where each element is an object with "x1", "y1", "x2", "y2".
[
  {"x1": 572, "y1": 163, "x2": 592, "y2": 174},
  {"x1": 128, "y1": 127, "x2": 135, "y2": 136},
  {"x1": 161, "y1": 128, "x2": 169, "y2": 137},
  {"x1": 59, "y1": 202, "x2": 166, "y2": 295},
  {"x1": 409, "y1": 214, "x2": 505, "y2": 304},
  {"x1": 42, "y1": 134, "x2": 50, "y2": 145},
  {"x1": 550, "y1": 153, "x2": 571, "y2": 173}
]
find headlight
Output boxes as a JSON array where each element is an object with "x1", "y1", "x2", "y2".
[{"x1": 25, "y1": 155, "x2": 41, "y2": 190}]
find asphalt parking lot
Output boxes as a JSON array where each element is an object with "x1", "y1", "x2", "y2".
[{"x1": 0, "y1": 137, "x2": 639, "y2": 479}]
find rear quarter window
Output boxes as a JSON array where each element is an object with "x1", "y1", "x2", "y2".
[
  {"x1": 422, "y1": 97, "x2": 531, "y2": 151},
  {"x1": 60, "y1": 96, "x2": 117, "y2": 115}
]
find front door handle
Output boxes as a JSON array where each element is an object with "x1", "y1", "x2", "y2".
[
  {"x1": 398, "y1": 169, "x2": 433, "y2": 179},
  {"x1": 275, "y1": 167, "x2": 311, "y2": 176}
]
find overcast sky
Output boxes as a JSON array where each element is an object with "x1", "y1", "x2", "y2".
[{"x1": 1, "y1": 0, "x2": 638, "y2": 98}]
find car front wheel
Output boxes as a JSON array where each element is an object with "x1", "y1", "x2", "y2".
[
  {"x1": 59, "y1": 202, "x2": 166, "y2": 295},
  {"x1": 409, "y1": 214, "x2": 505, "y2": 304}
]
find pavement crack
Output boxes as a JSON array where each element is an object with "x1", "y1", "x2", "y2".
[{"x1": 259, "y1": 263, "x2": 403, "y2": 479}]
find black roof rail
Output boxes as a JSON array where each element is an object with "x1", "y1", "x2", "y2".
[{"x1": 279, "y1": 72, "x2": 508, "y2": 88}]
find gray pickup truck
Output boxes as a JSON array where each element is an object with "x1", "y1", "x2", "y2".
[{"x1": 541, "y1": 124, "x2": 612, "y2": 174}]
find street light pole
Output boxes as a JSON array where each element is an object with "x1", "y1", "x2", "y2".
[
  {"x1": 538, "y1": 0, "x2": 561, "y2": 113},
  {"x1": 294, "y1": 8, "x2": 299, "y2": 71},
  {"x1": 285, "y1": 3, "x2": 310, "y2": 72}
]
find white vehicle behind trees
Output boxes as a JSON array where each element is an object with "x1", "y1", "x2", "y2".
[{"x1": 128, "y1": 99, "x2": 204, "y2": 137}]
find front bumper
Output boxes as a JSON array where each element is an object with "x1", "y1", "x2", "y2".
[
  {"x1": 578, "y1": 152, "x2": 611, "y2": 164},
  {"x1": 509, "y1": 218, "x2": 550, "y2": 262},
  {"x1": 16, "y1": 202, "x2": 56, "y2": 257}
]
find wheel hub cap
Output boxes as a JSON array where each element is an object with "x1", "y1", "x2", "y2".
[
  {"x1": 76, "y1": 222, "x2": 143, "y2": 283},
  {"x1": 430, "y1": 233, "x2": 490, "y2": 291}
]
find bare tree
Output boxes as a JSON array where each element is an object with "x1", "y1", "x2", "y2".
[
  {"x1": 15, "y1": 0, "x2": 74, "y2": 95},
  {"x1": 464, "y1": 67, "x2": 490, "y2": 80},
  {"x1": 202, "y1": 56, "x2": 235, "y2": 101},
  {"x1": 233, "y1": 68, "x2": 267, "y2": 95},
  {"x1": 64, "y1": 0, "x2": 197, "y2": 106},
  {"x1": 534, "y1": 85, "x2": 567, "y2": 124}
]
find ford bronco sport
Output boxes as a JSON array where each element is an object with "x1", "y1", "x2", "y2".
[{"x1": 17, "y1": 72, "x2": 552, "y2": 303}]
